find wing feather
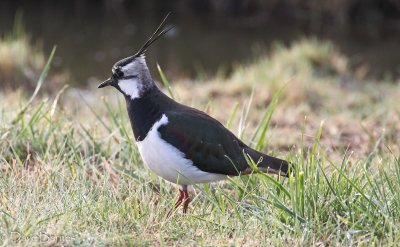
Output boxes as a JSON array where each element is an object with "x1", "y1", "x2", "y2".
[{"x1": 158, "y1": 108, "x2": 250, "y2": 175}]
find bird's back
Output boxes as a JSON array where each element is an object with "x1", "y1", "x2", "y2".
[{"x1": 157, "y1": 95, "x2": 289, "y2": 176}]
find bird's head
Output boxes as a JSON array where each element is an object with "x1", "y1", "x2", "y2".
[
  {"x1": 98, "y1": 54, "x2": 152, "y2": 99},
  {"x1": 98, "y1": 13, "x2": 172, "y2": 100}
]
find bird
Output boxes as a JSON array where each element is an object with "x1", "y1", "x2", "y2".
[{"x1": 98, "y1": 14, "x2": 290, "y2": 213}]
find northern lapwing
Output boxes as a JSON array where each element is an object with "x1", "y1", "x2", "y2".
[{"x1": 98, "y1": 14, "x2": 290, "y2": 213}]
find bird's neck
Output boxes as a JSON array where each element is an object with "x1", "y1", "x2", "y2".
[{"x1": 125, "y1": 86, "x2": 175, "y2": 142}]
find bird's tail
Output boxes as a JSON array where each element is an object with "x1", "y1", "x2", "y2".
[{"x1": 244, "y1": 148, "x2": 291, "y2": 177}]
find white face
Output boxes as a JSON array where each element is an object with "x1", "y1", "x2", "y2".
[
  {"x1": 113, "y1": 56, "x2": 149, "y2": 100},
  {"x1": 118, "y1": 78, "x2": 141, "y2": 100}
]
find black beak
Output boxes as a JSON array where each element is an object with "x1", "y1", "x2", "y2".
[{"x1": 98, "y1": 78, "x2": 113, "y2": 88}]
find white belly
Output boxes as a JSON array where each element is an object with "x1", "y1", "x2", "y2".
[{"x1": 136, "y1": 114, "x2": 226, "y2": 185}]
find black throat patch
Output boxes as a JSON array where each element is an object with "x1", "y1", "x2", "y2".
[{"x1": 125, "y1": 88, "x2": 173, "y2": 141}]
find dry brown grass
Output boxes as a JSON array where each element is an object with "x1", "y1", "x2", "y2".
[{"x1": 170, "y1": 39, "x2": 400, "y2": 162}]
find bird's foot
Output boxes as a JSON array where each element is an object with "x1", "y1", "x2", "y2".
[
  {"x1": 167, "y1": 188, "x2": 191, "y2": 217},
  {"x1": 176, "y1": 188, "x2": 190, "y2": 213},
  {"x1": 175, "y1": 188, "x2": 185, "y2": 207},
  {"x1": 182, "y1": 190, "x2": 190, "y2": 213}
]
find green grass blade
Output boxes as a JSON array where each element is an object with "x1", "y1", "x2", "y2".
[
  {"x1": 12, "y1": 46, "x2": 57, "y2": 125},
  {"x1": 157, "y1": 63, "x2": 174, "y2": 99}
]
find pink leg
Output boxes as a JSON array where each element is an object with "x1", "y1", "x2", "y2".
[
  {"x1": 167, "y1": 186, "x2": 191, "y2": 216},
  {"x1": 182, "y1": 189, "x2": 191, "y2": 213},
  {"x1": 175, "y1": 188, "x2": 185, "y2": 208}
]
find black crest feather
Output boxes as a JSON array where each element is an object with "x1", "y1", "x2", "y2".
[{"x1": 135, "y1": 12, "x2": 173, "y2": 57}]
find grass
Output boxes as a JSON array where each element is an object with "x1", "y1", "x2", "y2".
[
  {"x1": 0, "y1": 14, "x2": 44, "y2": 89},
  {"x1": 1, "y1": 38, "x2": 400, "y2": 246},
  {"x1": 0, "y1": 14, "x2": 66, "y2": 92}
]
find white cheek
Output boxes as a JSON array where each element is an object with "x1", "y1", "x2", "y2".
[{"x1": 118, "y1": 79, "x2": 140, "y2": 99}]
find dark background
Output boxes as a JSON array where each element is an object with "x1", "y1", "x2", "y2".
[{"x1": 1, "y1": 0, "x2": 399, "y2": 85}]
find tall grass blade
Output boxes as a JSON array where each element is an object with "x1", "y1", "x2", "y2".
[
  {"x1": 249, "y1": 87, "x2": 284, "y2": 150},
  {"x1": 12, "y1": 46, "x2": 57, "y2": 125},
  {"x1": 157, "y1": 63, "x2": 174, "y2": 99}
]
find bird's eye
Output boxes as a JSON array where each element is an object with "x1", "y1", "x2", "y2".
[{"x1": 113, "y1": 67, "x2": 124, "y2": 78}]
